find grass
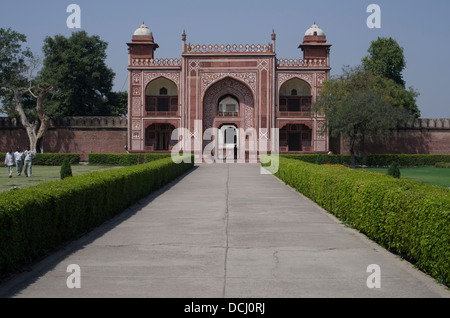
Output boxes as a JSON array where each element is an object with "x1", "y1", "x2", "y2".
[
  {"x1": 0, "y1": 164, "x2": 123, "y2": 193},
  {"x1": 357, "y1": 166, "x2": 450, "y2": 188}
]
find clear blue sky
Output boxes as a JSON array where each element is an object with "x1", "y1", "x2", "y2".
[{"x1": 1, "y1": 0, "x2": 449, "y2": 118}]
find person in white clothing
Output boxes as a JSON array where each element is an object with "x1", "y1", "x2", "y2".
[
  {"x1": 14, "y1": 147, "x2": 24, "y2": 176},
  {"x1": 4, "y1": 150, "x2": 15, "y2": 178},
  {"x1": 23, "y1": 146, "x2": 36, "y2": 177}
]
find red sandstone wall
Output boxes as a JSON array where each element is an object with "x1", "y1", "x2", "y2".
[
  {"x1": 0, "y1": 128, "x2": 127, "y2": 162},
  {"x1": 44, "y1": 129, "x2": 127, "y2": 161},
  {"x1": 335, "y1": 130, "x2": 450, "y2": 155}
]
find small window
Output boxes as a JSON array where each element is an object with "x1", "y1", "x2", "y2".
[
  {"x1": 313, "y1": 31, "x2": 317, "y2": 36},
  {"x1": 159, "y1": 87, "x2": 168, "y2": 95},
  {"x1": 291, "y1": 89, "x2": 297, "y2": 96}
]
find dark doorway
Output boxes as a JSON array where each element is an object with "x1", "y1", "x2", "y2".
[{"x1": 288, "y1": 132, "x2": 301, "y2": 151}]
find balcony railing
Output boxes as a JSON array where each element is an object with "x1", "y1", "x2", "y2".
[
  {"x1": 277, "y1": 58, "x2": 328, "y2": 68},
  {"x1": 145, "y1": 145, "x2": 174, "y2": 152},
  {"x1": 277, "y1": 111, "x2": 313, "y2": 118},
  {"x1": 145, "y1": 111, "x2": 179, "y2": 117},
  {"x1": 131, "y1": 58, "x2": 181, "y2": 67},
  {"x1": 218, "y1": 111, "x2": 239, "y2": 117},
  {"x1": 279, "y1": 146, "x2": 313, "y2": 153}
]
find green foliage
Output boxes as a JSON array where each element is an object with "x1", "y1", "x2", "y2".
[
  {"x1": 270, "y1": 157, "x2": 450, "y2": 287},
  {"x1": 387, "y1": 161, "x2": 401, "y2": 178},
  {"x1": 0, "y1": 153, "x2": 80, "y2": 166},
  {"x1": 0, "y1": 28, "x2": 32, "y2": 89},
  {"x1": 282, "y1": 154, "x2": 450, "y2": 168},
  {"x1": 362, "y1": 37, "x2": 406, "y2": 87},
  {"x1": 363, "y1": 154, "x2": 450, "y2": 167},
  {"x1": 39, "y1": 31, "x2": 116, "y2": 117},
  {"x1": 435, "y1": 162, "x2": 450, "y2": 169},
  {"x1": 0, "y1": 155, "x2": 194, "y2": 275},
  {"x1": 315, "y1": 154, "x2": 324, "y2": 165},
  {"x1": 88, "y1": 153, "x2": 172, "y2": 165},
  {"x1": 60, "y1": 158, "x2": 72, "y2": 179},
  {"x1": 106, "y1": 91, "x2": 128, "y2": 117},
  {"x1": 315, "y1": 66, "x2": 415, "y2": 167}
]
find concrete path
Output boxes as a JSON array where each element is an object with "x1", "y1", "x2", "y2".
[{"x1": 0, "y1": 164, "x2": 448, "y2": 298}]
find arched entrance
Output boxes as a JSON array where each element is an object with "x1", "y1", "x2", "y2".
[
  {"x1": 145, "y1": 123, "x2": 176, "y2": 151},
  {"x1": 218, "y1": 123, "x2": 239, "y2": 160},
  {"x1": 202, "y1": 77, "x2": 254, "y2": 161},
  {"x1": 279, "y1": 123, "x2": 313, "y2": 153}
]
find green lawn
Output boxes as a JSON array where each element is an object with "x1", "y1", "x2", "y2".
[
  {"x1": 0, "y1": 164, "x2": 123, "y2": 193},
  {"x1": 357, "y1": 166, "x2": 450, "y2": 188}
]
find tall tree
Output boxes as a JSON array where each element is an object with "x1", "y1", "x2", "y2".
[
  {"x1": 105, "y1": 91, "x2": 128, "y2": 117},
  {"x1": 315, "y1": 66, "x2": 413, "y2": 167},
  {"x1": 39, "y1": 31, "x2": 116, "y2": 117},
  {"x1": 362, "y1": 37, "x2": 406, "y2": 87},
  {"x1": 0, "y1": 28, "x2": 55, "y2": 152}
]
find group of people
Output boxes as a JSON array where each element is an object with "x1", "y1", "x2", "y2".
[{"x1": 4, "y1": 146, "x2": 36, "y2": 178}]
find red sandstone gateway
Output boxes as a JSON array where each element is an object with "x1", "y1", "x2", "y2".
[{"x1": 126, "y1": 22, "x2": 332, "y2": 160}]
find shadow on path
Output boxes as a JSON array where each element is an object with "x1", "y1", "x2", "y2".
[{"x1": 0, "y1": 166, "x2": 199, "y2": 297}]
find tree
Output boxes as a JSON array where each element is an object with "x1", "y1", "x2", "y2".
[
  {"x1": 60, "y1": 158, "x2": 73, "y2": 179},
  {"x1": 362, "y1": 37, "x2": 406, "y2": 87},
  {"x1": 39, "y1": 31, "x2": 116, "y2": 117},
  {"x1": 0, "y1": 28, "x2": 55, "y2": 153},
  {"x1": 387, "y1": 161, "x2": 401, "y2": 178},
  {"x1": 106, "y1": 91, "x2": 128, "y2": 117},
  {"x1": 315, "y1": 66, "x2": 413, "y2": 168}
]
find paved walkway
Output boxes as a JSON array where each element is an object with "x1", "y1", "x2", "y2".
[{"x1": 0, "y1": 164, "x2": 448, "y2": 298}]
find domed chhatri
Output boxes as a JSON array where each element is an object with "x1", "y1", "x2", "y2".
[
  {"x1": 134, "y1": 22, "x2": 152, "y2": 36},
  {"x1": 305, "y1": 22, "x2": 325, "y2": 36},
  {"x1": 128, "y1": 21, "x2": 158, "y2": 59}
]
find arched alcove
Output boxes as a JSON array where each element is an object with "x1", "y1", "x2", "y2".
[
  {"x1": 145, "y1": 77, "x2": 178, "y2": 113},
  {"x1": 279, "y1": 78, "x2": 312, "y2": 113}
]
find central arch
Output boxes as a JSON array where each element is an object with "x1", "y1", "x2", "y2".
[{"x1": 202, "y1": 77, "x2": 255, "y2": 159}]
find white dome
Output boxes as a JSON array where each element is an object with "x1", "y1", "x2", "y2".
[
  {"x1": 305, "y1": 22, "x2": 325, "y2": 36},
  {"x1": 134, "y1": 22, "x2": 152, "y2": 36}
]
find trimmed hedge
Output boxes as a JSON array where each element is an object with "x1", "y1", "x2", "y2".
[
  {"x1": 0, "y1": 153, "x2": 80, "y2": 166},
  {"x1": 283, "y1": 154, "x2": 450, "y2": 167},
  {"x1": 0, "y1": 155, "x2": 193, "y2": 275},
  {"x1": 266, "y1": 156, "x2": 450, "y2": 287},
  {"x1": 88, "y1": 153, "x2": 172, "y2": 166}
]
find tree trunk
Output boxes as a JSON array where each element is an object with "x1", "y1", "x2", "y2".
[
  {"x1": 14, "y1": 89, "x2": 38, "y2": 151},
  {"x1": 349, "y1": 137, "x2": 356, "y2": 169},
  {"x1": 14, "y1": 84, "x2": 54, "y2": 153},
  {"x1": 33, "y1": 86, "x2": 53, "y2": 153},
  {"x1": 358, "y1": 134, "x2": 365, "y2": 158}
]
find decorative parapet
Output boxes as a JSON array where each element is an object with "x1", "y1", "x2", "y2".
[
  {"x1": 51, "y1": 117, "x2": 128, "y2": 128},
  {"x1": 184, "y1": 43, "x2": 274, "y2": 54},
  {"x1": 277, "y1": 58, "x2": 328, "y2": 68},
  {"x1": 0, "y1": 116, "x2": 128, "y2": 129},
  {"x1": 131, "y1": 58, "x2": 181, "y2": 68},
  {"x1": 409, "y1": 118, "x2": 450, "y2": 129}
]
